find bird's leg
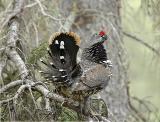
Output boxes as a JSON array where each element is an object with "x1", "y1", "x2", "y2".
[
  {"x1": 77, "y1": 101, "x2": 84, "y2": 120},
  {"x1": 83, "y1": 97, "x2": 90, "y2": 115},
  {"x1": 83, "y1": 97, "x2": 105, "y2": 121},
  {"x1": 77, "y1": 97, "x2": 90, "y2": 120},
  {"x1": 89, "y1": 98, "x2": 108, "y2": 119}
]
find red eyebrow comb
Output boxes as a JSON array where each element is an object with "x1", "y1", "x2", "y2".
[{"x1": 99, "y1": 31, "x2": 106, "y2": 36}]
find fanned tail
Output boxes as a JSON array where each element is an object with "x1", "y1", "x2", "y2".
[{"x1": 40, "y1": 32, "x2": 82, "y2": 86}]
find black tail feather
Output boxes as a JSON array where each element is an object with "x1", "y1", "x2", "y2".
[
  {"x1": 48, "y1": 32, "x2": 80, "y2": 68},
  {"x1": 40, "y1": 32, "x2": 82, "y2": 86},
  {"x1": 40, "y1": 58, "x2": 47, "y2": 65},
  {"x1": 47, "y1": 48, "x2": 53, "y2": 58}
]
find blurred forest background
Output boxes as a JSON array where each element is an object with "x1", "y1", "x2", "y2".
[
  {"x1": 0, "y1": 0, "x2": 160, "y2": 121},
  {"x1": 122, "y1": 0, "x2": 160, "y2": 118}
]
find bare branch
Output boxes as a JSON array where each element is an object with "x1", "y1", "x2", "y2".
[
  {"x1": 35, "y1": 0, "x2": 63, "y2": 21},
  {"x1": 4, "y1": 0, "x2": 29, "y2": 79},
  {"x1": 0, "y1": 84, "x2": 28, "y2": 104},
  {"x1": 0, "y1": 80, "x2": 80, "y2": 116},
  {"x1": 1, "y1": 79, "x2": 109, "y2": 120},
  {"x1": 44, "y1": 97, "x2": 51, "y2": 111},
  {"x1": 28, "y1": 85, "x2": 38, "y2": 109},
  {"x1": 6, "y1": 49, "x2": 29, "y2": 79},
  {"x1": 123, "y1": 31, "x2": 160, "y2": 56},
  {"x1": 0, "y1": 80, "x2": 23, "y2": 94},
  {"x1": 126, "y1": 83, "x2": 147, "y2": 122},
  {"x1": 1, "y1": 0, "x2": 25, "y2": 30},
  {"x1": 24, "y1": 0, "x2": 46, "y2": 9},
  {"x1": 32, "y1": 22, "x2": 39, "y2": 46},
  {"x1": 0, "y1": 58, "x2": 7, "y2": 82}
]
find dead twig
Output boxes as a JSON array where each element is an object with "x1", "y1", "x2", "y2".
[
  {"x1": 0, "y1": 84, "x2": 28, "y2": 104},
  {"x1": 0, "y1": 80, "x2": 24, "y2": 94},
  {"x1": 35, "y1": 0, "x2": 63, "y2": 21},
  {"x1": 126, "y1": 83, "x2": 147, "y2": 122},
  {"x1": 24, "y1": 0, "x2": 46, "y2": 9},
  {"x1": 32, "y1": 22, "x2": 39, "y2": 47}
]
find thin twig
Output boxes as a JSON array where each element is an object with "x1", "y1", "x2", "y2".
[
  {"x1": 35, "y1": 0, "x2": 63, "y2": 21},
  {"x1": 24, "y1": 0, "x2": 46, "y2": 9},
  {"x1": 32, "y1": 22, "x2": 39, "y2": 47},
  {"x1": 0, "y1": 80, "x2": 24, "y2": 94},
  {"x1": 126, "y1": 83, "x2": 147, "y2": 122},
  {"x1": 0, "y1": 84, "x2": 28, "y2": 104},
  {"x1": 28, "y1": 85, "x2": 38, "y2": 109},
  {"x1": 123, "y1": 31, "x2": 160, "y2": 56}
]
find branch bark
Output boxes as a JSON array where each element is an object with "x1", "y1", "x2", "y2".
[
  {"x1": 0, "y1": 80, "x2": 23, "y2": 94},
  {"x1": 0, "y1": 58, "x2": 6, "y2": 82},
  {"x1": 4, "y1": 0, "x2": 28, "y2": 80}
]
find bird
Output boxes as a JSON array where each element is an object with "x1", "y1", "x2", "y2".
[{"x1": 39, "y1": 31, "x2": 112, "y2": 101}]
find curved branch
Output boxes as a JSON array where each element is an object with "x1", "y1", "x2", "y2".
[
  {"x1": 35, "y1": 0, "x2": 63, "y2": 21},
  {"x1": 0, "y1": 84, "x2": 28, "y2": 104},
  {"x1": 0, "y1": 80, "x2": 24, "y2": 94},
  {"x1": 123, "y1": 31, "x2": 160, "y2": 56}
]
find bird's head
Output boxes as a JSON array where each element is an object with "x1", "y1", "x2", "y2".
[
  {"x1": 99, "y1": 31, "x2": 106, "y2": 37},
  {"x1": 98, "y1": 30, "x2": 108, "y2": 41},
  {"x1": 83, "y1": 30, "x2": 108, "y2": 48}
]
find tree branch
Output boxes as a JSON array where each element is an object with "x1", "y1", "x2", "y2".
[
  {"x1": 126, "y1": 82, "x2": 147, "y2": 122},
  {"x1": 123, "y1": 31, "x2": 160, "y2": 56},
  {"x1": 0, "y1": 80, "x2": 23, "y2": 94},
  {"x1": 1, "y1": 0, "x2": 25, "y2": 30},
  {"x1": 0, "y1": 58, "x2": 7, "y2": 82},
  {"x1": 24, "y1": 0, "x2": 46, "y2": 9},
  {"x1": 0, "y1": 79, "x2": 109, "y2": 120},
  {"x1": 35, "y1": 0, "x2": 63, "y2": 21},
  {"x1": 0, "y1": 84, "x2": 29, "y2": 104},
  {"x1": 4, "y1": 0, "x2": 28, "y2": 79},
  {"x1": 6, "y1": 49, "x2": 29, "y2": 79},
  {"x1": 0, "y1": 80, "x2": 81, "y2": 117}
]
